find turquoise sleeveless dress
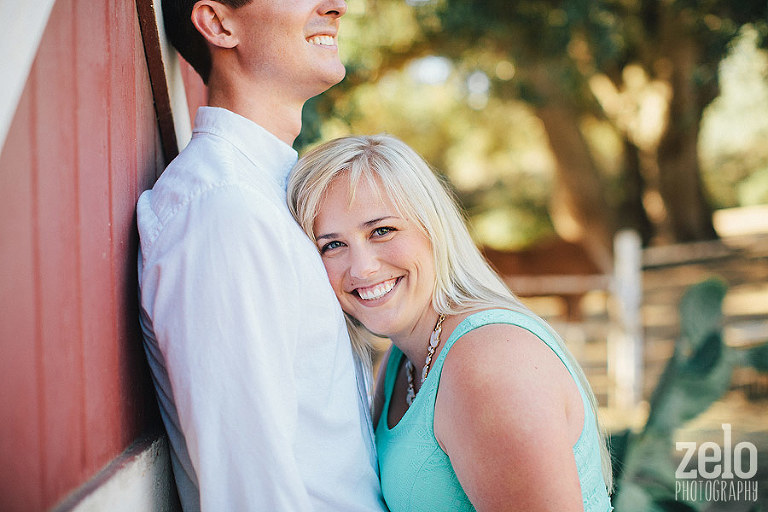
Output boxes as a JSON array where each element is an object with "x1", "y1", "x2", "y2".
[{"x1": 375, "y1": 309, "x2": 613, "y2": 511}]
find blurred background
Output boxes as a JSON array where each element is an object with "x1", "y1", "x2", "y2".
[
  {"x1": 2, "y1": 1, "x2": 767, "y2": 510},
  {"x1": 295, "y1": 1, "x2": 768, "y2": 510}
]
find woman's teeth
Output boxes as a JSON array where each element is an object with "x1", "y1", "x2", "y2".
[{"x1": 357, "y1": 278, "x2": 397, "y2": 300}]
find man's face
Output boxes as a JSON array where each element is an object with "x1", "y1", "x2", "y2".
[{"x1": 230, "y1": 0, "x2": 348, "y2": 100}]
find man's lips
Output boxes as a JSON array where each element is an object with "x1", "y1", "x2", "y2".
[{"x1": 307, "y1": 34, "x2": 337, "y2": 46}]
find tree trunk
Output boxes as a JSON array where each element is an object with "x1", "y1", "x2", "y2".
[
  {"x1": 655, "y1": 11, "x2": 719, "y2": 242},
  {"x1": 619, "y1": 139, "x2": 655, "y2": 245},
  {"x1": 528, "y1": 64, "x2": 617, "y2": 272}
]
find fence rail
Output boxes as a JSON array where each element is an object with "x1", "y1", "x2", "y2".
[{"x1": 497, "y1": 230, "x2": 768, "y2": 412}]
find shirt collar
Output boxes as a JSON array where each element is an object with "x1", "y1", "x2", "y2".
[{"x1": 192, "y1": 106, "x2": 299, "y2": 191}]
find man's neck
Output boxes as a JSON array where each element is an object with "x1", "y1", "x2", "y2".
[{"x1": 206, "y1": 78, "x2": 304, "y2": 147}]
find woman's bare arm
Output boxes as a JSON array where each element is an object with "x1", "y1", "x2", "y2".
[{"x1": 434, "y1": 324, "x2": 586, "y2": 512}]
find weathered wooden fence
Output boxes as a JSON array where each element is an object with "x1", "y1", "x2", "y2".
[{"x1": 497, "y1": 226, "x2": 768, "y2": 412}]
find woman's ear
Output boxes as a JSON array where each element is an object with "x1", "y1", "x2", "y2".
[{"x1": 190, "y1": 0, "x2": 238, "y2": 49}]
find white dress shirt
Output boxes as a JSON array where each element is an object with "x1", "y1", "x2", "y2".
[{"x1": 137, "y1": 107, "x2": 385, "y2": 512}]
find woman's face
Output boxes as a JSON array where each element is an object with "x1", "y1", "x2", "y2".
[{"x1": 313, "y1": 173, "x2": 436, "y2": 340}]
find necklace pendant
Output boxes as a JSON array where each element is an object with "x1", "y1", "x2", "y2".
[{"x1": 405, "y1": 313, "x2": 446, "y2": 407}]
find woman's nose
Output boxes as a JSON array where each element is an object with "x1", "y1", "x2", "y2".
[{"x1": 348, "y1": 244, "x2": 379, "y2": 279}]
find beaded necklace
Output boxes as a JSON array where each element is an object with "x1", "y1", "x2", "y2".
[{"x1": 405, "y1": 314, "x2": 446, "y2": 406}]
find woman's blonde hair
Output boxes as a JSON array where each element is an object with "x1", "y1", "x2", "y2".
[{"x1": 287, "y1": 134, "x2": 612, "y2": 490}]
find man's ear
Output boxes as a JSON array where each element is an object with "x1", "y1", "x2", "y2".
[{"x1": 190, "y1": 0, "x2": 238, "y2": 49}]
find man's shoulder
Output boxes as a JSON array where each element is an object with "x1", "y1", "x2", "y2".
[
  {"x1": 146, "y1": 135, "x2": 269, "y2": 209},
  {"x1": 162, "y1": 133, "x2": 249, "y2": 190},
  {"x1": 137, "y1": 136, "x2": 281, "y2": 253}
]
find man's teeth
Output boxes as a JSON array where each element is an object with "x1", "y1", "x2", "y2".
[
  {"x1": 308, "y1": 35, "x2": 335, "y2": 46},
  {"x1": 357, "y1": 279, "x2": 397, "y2": 301}
]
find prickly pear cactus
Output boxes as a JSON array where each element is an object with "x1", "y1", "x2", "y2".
[
  {"x1": 612, "y1": 278, "x2": 732, "y2": 512},
  {"x1": 645, "y1": 278, "x2": 732, "y2": 435}
]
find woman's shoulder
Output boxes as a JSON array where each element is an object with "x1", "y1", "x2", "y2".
[
  {"x1": 437, "y1": 311, "x2": 581, "y2": 430},
  {"x1": 447, "y1": 308, "x2": 551, "y2": 340},
  {"x1": 441, "y1": 308, "x2": 568, "y2": 374},
  {"x1": 442, "y1": 317, "x2": 568, "y2": 392}
]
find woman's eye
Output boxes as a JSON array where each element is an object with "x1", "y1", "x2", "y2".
[
  {"x1": 372, "y1": 226, "x2": 395, "y2": 237},
  {"x1": 320, "y1": 240, "x2": 344, "y2": 253}
]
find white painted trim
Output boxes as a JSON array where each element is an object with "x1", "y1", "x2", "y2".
[
  {"x1": 0, "y1": 1, "x2": 57, "y2": 152},
  {"x1": 154, "y1": 0, "x2": 192, "y2": 151},
  {"x1": 52, "y1": 435, "x2": 179, "y2": 512}
]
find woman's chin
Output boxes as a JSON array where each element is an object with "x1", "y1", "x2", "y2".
[{"x1": 350, "y1": 314, "x2": 390, "y2": 339}]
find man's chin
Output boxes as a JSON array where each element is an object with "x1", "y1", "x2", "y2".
[
  {"x1": 326, "y1": 65, "x2": 347, "y2": 87},
  {"x1": 308, "y1": 74, "x2": 346, "y2": 100}
]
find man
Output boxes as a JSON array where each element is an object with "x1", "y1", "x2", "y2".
[{"x1": 137, "y1": 1, "x2": 386, "y2": 510}]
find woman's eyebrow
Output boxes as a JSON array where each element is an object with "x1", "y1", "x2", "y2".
[
  {"x1": 362, "y1": 216, "x2": 398, "y2": 227},
  {"x1": 316, "y1": 232, "x2": 339, "y2": 242},
  {"x1": 315, "y1": 216, "x2": 401, "y2": 242}
]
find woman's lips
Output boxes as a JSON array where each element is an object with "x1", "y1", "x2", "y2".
[{"x1": 355, "y1": 277, "x2": 400, "y2": 301}]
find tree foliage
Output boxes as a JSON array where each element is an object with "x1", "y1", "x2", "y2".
[{"x1": 299, "y1": 0, "x2": 768, "y2": 259}]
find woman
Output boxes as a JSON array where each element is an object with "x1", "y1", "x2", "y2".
[{"x1": 288, "y1": 134, "x2": 613, "y2": 511}]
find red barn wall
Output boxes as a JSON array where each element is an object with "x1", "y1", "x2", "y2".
[{"x1": 0, "y1": 0, "x2": 206, "y2": 510}]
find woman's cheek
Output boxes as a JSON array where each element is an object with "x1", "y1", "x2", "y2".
[{"x1": 322, "y1": 260, "x2": 345, "y2": 297}]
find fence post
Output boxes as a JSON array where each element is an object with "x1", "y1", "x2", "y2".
[{"x1": 609, "y1": 229, "x2": 644, "y2": 410}]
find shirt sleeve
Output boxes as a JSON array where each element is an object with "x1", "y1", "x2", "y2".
[{"x1": 142, "y1": 183, "x2": 312, "y2": 511}]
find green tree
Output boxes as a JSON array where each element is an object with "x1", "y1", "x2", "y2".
[
  {"x1": 300, "y1": 0, "x2": 768, "y2": 261},
  {"x1": 425, "y1": 0, "x2": 768, "y2": 252}
]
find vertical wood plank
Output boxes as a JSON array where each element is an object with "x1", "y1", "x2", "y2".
[
  {"x1": 135, "y1": 0, "x2": 164, "y2": 196},
  {"x1": 33, "y1": 0, "x2": 86, "y2": 504},
  {"x1": 136, "y1": 0, "x2": 180, "y2": 163},
  {"x1": 75, "y1": 0, "x2": 122, "y2": 471},
  {"x1": 112, "y1": 0, "x2": 157, "y2": 441},
  {"x1": 0, "y1": 0, "x2": 201, "y2": 508},
  {"x1": 0, "y1": 73, "x2": 45, "y2": 512}
]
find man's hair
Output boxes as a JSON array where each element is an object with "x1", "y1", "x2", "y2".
[{"x1": 162, "y1": 0, "x2": 253, "y2": 84}]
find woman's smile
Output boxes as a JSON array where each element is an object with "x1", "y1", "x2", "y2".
[{"x1": 354, "y1": 277, "x2": 401, "y2": 302}]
